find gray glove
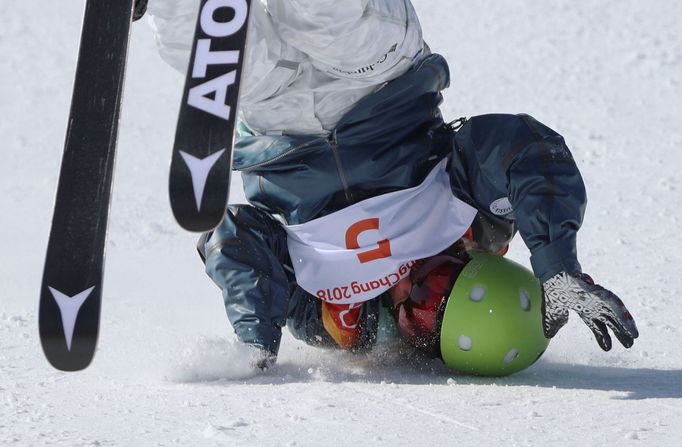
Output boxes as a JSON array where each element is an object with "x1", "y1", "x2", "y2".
[
  {"x1": 248, "y1": 345, "x2": 277, "y2": 371},
  {"x1": 541, "y1": 272, "x2": 639, "y2": 351}
]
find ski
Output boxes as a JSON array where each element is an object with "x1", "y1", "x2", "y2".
[
  {"x1": 169, "y1": 0, "x2": 251, "y2": 232},
  {"x1": 39, "y1": 0, "x2": 137, "y2": 371}
]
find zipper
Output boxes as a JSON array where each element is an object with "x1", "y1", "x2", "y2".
[
  {"x1": 446, "y1": 117, "x2": 468, "y2": 131},
  {"x1": 237, "y1": 131, "x2": 354, "y2": 213},
  {"x1": 329, "y1": 130, "x2": 354, "y2": 204},
  {"x1": 240, "y1": 137, "x2": 325, "y2": 172}
]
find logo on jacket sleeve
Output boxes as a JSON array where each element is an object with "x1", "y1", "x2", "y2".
[{"x1": 490, "y1": 197, "x2": 514, "y2": 217}]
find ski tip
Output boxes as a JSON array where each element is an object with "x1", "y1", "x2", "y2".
[
  {"x1": 39, "y1": 283, "x2": 101, "y2": 372},
  {"x1": 39, "y1": 332, "x2": 98, "y2": 372},
  {"x1": 43, "y1": 352, "x2": 96, "y2": 372},
  {"x1": 171, "y1": 212, "x2": 226, "y2": 233},
  {"x1": 169, "y1": 149, "x2": 231, "y2": 233}
]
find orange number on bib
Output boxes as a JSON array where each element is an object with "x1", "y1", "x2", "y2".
[{"x1": 345, "y1": 218, "x2": 392, "y2": 264}]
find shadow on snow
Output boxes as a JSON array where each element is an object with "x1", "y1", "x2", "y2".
[{"x1": 175, "y1": 342, "x2": 682, "y2": 400}]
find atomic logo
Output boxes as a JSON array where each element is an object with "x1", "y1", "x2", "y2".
[
  {"x1": 48, "y1": 286, "x2": 95, "y2": 351},
  {"x1": 179, "y1": 149, "x2": 226, "y2": 211},
  {"x1": 187, "y1": 0, "x2": 249, "y2": 120},
  {"x1": 490, "y1": 197, "x2": 514, "y2": 216}
]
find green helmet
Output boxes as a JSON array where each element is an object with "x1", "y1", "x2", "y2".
[{"x1": 439, "y1": 251, "x2": 549, "y2": 376}]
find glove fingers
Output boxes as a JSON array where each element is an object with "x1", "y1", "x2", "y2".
[
  {"x1": 602, "y1": 292, "x2": 639, "y2": 340},
  {"x1": 542, "y1": 271, "x2": 639, "y2": 350},
  {"x1": 592, "y1": 288, "x2": 639, "y2": 346},
  {"x1": 543, "y1": 313, "x2": 568, "y2": 339},
  {"x1": 574, "y1": 276, "x2": 639, "y2": 350},
  {"x1": 583, "y1": 318, "x2": 612, "y2": 351},
  {"x1": 541, "y1": 293, "x2": 569, "y2": 339},
  {"x1": 602, "y1": 314, "x2": 636, "y2": 349},
  {"x1": 613, "y1": 330, "x2": 635, "y2": 349}
]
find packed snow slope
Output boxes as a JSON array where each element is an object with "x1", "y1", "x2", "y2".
[{"x1": 2, "y1": 1, "x2": 681, "y2": 445}]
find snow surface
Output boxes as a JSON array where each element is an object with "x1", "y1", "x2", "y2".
[{"x1": 2, "y1": 1, "x2": 682, "y2": 445}]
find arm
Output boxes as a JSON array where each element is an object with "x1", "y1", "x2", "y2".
[
  {"x1": 450, "y1": 114, "x2": 638, "y2": 349},
  {"x1": 202, "y1": 205, "x2": 291, "y2": 368},
  {"x1": 505, "y1": 114, "x2": 587, "y2": 282},
  {"x1": 451, "y1": 113, "x2": 585, "y2": 282},
  {"x1": 266, "y1": 0, "x2": 425, "y2": 83}
]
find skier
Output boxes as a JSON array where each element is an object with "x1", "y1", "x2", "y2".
[{"x1": 148, "y1": 0, "x2": 638, "y2": 369}]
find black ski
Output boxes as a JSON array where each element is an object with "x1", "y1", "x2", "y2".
[
  {"x1": 39, "y1": 0, "x2": 136, "y2": 371},
  {"x1": 169, "y1": 0, "x2": 251, "y2": 232}
]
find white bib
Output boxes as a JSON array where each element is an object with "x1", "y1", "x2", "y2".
[{"x1": 285, "y1": 159, "x2": 477, "y2": 304}]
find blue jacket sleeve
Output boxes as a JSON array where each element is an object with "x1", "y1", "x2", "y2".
[
  {"x1": 449, "y1": 114, "x2": 587, "y2": 282},
  {"x1": 203, "y1": 205, "x2": 292, "y2": 354}
]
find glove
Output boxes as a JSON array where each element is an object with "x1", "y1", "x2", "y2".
[
  {"x1": 248, "y1": 345, "x2": 278, "y2": 371},
  {"x1": 541, "y1": 271, "x2": 639, "y2": 351}
]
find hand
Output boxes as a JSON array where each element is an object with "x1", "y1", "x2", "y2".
[
  {"x1": 541, "y1": 271, "x2": 639, "y2": 351},
  {"x1": 248, "y1": 345, "x2": 277, "y2": 371}
]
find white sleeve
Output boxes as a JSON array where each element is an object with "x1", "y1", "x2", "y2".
[
  {"x1": 147, "y1": 0, "x2": 303, "y2": 103},
  {"x1": 147, "y1": 0, "x2": 198, "y2": 73},
  {"x1": 265, "y1": 0, "x2": 424, "y2": 83}
]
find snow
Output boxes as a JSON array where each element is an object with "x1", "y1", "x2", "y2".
[{"x1": 2, "y1": 1, "x2": 682, "y2": 445}]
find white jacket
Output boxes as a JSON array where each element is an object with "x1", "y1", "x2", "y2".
[{"x1": 148, "y1": 0, "x2": 425, "y2": 134}]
